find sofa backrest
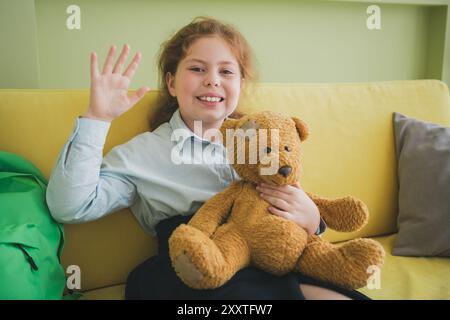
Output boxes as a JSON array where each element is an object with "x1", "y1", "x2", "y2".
[{"x1": 1, "y1": 80, "x2": 449, "y2": 291}]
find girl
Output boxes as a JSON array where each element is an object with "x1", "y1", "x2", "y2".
[{"x1": 47, "y1": 17, "x2": 369, "y2": 300}]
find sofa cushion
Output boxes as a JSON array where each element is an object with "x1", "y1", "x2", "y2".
[
  {"x1": 80, "y1": 284, "x2": 125, "y2": 300},
  {"x1": 392, "y1": 112, "x2": 450, "y2": 257},
  {"x1": 358, "y1": 234, "x2": 450, "y2": 299}
]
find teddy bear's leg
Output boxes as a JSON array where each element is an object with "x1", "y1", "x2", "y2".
[
  {"x1": 169, "y1": 223, "x2": 250, "y2": 289},
  {"x1": 249, "y1": 215, "x2": 308, "y2": 275},
  {"x1": 296, "y1": 235, "x2": 385, "y2": 290}
]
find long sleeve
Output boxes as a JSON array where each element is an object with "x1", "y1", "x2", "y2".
[
  {"x1": 46, "y1": 116, "x2": 137, "y2": 224},
  {"x1": 315, "y1": 217, "x2": 327, "y2": 236}
]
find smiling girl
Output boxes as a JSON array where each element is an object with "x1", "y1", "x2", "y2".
[{"x1": 47, "y1": 17, "x2": 369, "y2": 300}]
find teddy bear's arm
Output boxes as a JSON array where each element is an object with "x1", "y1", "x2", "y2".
[
  {"x1": 188, "y1": 181, "x2": 243, "y2": 237},
  {"x1": 306, "y1": 192, "x2": 369, "y2": 232}
]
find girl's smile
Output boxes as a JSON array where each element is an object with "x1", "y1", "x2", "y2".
[{"x1": 196, "y1": 93, "x2": 225, "y2": 107}]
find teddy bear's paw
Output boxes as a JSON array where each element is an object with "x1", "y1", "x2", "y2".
[
  {"x1": 173, "y1": 252, "x2": 205, "y2": 288},
  {"x1": 343, "y1": 238, "x2": 385, "y2": 269},
  {"x1": 334, "y1": 238, "x2": 385, "y2": 289},
  {"x1": 298, "y1": 238, "x2": 385, "y2": 290},
  {"x1": 169, "y1": 225, "x2": 225, "y2": 289}
]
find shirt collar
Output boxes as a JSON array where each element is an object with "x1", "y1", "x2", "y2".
[{"x1": 169, "y1": 109, "x2": 223, "y2": 147}]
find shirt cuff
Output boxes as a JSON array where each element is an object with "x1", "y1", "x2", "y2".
[
  {"x1": 315, "y1": 217, "x2": 327, "y2": 236},
  {"x1": 71, "y1": 116, "x2": 111, "y2": 147}
]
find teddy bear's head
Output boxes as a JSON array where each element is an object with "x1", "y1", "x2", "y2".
[{"x1": 220, "y1": 111, "x2": 308, "y2": 186}]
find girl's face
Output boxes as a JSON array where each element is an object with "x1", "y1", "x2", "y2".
[{"x1": 166, "y1": 36, "x2": 244, "y2": 134}]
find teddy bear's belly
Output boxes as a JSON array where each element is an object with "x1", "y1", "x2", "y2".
[{"x1": 228, "y1": 190, "x2": 308, "y2": 274}]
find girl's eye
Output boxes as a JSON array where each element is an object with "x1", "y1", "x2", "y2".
[
  {"x1": 265, "y1": 147, "x2": 272, "y2": 154},
  {"x1": 190, "y1": 67, "x2": 235, "y2": 75},
  {"x1": 284, "y1": 146, "x2": 291, "y2": 152}
]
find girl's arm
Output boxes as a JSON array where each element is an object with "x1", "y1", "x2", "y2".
[
  {"x1": 46, "y1": 119, "x2": 138, "y2": 223},
  {"x1": 47, "y1": 44, "x2": 149, "y2": 223}
]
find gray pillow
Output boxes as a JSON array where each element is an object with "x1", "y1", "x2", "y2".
[{"x1": 392, "y1": 112, "x2": 450, "y2": 257}]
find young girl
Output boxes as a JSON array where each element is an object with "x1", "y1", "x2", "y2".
[{"x1": 47, "y1": 17, "x2": 369, "y2": 300}]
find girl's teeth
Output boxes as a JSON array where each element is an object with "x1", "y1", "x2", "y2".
[{"x1": 199, "y1": 96, "x2": 221, "y2": 102}]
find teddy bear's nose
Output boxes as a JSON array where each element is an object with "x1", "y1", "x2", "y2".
[{"x1": 278, "y1": 165, "x2": 292, "y2": 177}]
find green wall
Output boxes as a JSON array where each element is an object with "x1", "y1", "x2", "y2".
[
  {"x1": 1, "y1": 0, "x2": 449, "y2": 89},
  {"x1": 0, "y1": 0, "x2": 40, "y2": 88}
]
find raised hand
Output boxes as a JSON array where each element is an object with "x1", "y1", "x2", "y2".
[{"x1": 83, "y1": 44, "x2": 150, "y2": 122}]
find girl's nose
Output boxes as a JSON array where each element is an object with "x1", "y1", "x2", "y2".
[{"x1": 203, "y1": 73, "x2": 220, "y2": 87}]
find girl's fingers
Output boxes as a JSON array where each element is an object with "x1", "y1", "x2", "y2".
[
  {"x1": 112, "y1": 44, "x2": 130, "y2": 74},
  {"x1": 123, "y1": 52, "x2": 142, "y2": 80},
  {"x1": 257, "y1": 186, "x2": 289, "y2": 201},
  {"x1": 268, "y1": 206, "x2": 293, "y2": 220},
  {"x1": 90, "y1": 52, "x2": 99, "y2": 79},
  {"x1": 261, "y1": 194, "x2": 291, "y2": 212},
  {"x1": 101, "y1": 45, "x2": 117, "y2": 74},
  {"x1": 259, "y1": 182, "x2": 293, "y2": 195},
  {"x1": 128, "y1": 86, "x2": 150, "y2": 107}
]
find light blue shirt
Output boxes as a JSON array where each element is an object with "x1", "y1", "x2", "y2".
[
  {"x1": 46, "y1": 109, "x2": 240, "y2": 236},
  {"x1": 46, "y1": 109, "x2": 325, "y2": 236}
]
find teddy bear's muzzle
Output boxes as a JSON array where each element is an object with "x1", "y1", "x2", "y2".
[{"x1": 278, "y1": 165, "x2": 292, "y2": 177}]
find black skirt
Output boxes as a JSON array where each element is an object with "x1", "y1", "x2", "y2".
[{"x1": 125, "y1": 214, "x2": 370, "y2": 300}]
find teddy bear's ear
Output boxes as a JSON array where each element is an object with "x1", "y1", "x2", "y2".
[{"x1": 292, "y1": 117, "x2": 309, "y2": 141}]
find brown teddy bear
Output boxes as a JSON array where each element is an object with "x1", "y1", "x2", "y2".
[{"x1": 169, "y1": 111, "x2": 385, "y2": 290}]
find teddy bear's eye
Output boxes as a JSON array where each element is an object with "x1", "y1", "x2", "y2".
[
  {"x1": 284, "y1": 146, "x2": 291, "y2": 152},
  {"x1": 265, "y1": 147, "x2": 272, "y2": 154}
]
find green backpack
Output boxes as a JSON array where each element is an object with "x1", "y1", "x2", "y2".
[{"x1": 0, "y1": 151, "x2": 66, "y2": 299}]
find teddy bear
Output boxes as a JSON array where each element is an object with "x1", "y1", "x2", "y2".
[{"x1": 169, "y1": 111, "x2": 385, "y2": 290}]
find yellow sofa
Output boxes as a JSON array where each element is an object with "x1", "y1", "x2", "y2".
[{"x1": 1, "y1": 80, "x2": 449, "y2": 300}]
